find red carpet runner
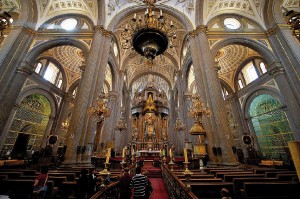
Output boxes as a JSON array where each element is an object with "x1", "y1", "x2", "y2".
[{"x1": 148, "y1": 178, "x2": 170, "y2": 199}]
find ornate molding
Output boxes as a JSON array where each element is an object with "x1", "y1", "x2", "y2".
[
  {"x1": 94, "y1": 26, "x2": 112, "y2": 37},
  {"x1": 188, "y1": 25, "x2": 208, "y2": 38},
  {"x1": 16, "y1": 67, "x2": 32, "y2": 76},
  {"x1": 268, "y1": 62, "x2": 285, "y2": 77}
]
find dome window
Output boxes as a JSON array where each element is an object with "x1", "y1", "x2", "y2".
[
  {"x1": 61, "y1": 18, "x2": 78, "y2": 30},
  {"x1": 224, "y1": 18, "x2": 241, "y2": 30}
]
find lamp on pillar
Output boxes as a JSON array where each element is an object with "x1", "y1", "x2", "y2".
[
  {"x1": 174, "y1": 108, "x2": 185, "y2": 132},
  {"x1": 188, "y1": 94, "x2": 211, "y2": 135},
  {"x1": 88, "y1": 93, "x2": 111, "y2": 122},
  {"x1": 282, "y1": 7, "x2": 300, "y2": 42},
  {"x1": 0, "y1": 4, "x2": 16, "y2": 37},
  {"x1": 121, "y1": 0, "x2": 177, "y2": 63},
  {"x1": 115, "y1": 108, "x2": 127, "y2": 133}
]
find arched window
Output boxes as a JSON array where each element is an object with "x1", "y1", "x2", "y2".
[
  {"x1": 249, "y1": 94, "x2": 294, "y2": 162},
  {"x1": 236, "y1": 58, "x2": 268, "y2": 90},
  {"x1": 35, "y1": 62, "x2": 42, "y2": 74},
  {"x1": 34, "y1": 59, "x2": 64, "y2": 89},
  {"x1": 221, "y1": 85, "x2": 229, "y2": 100}
]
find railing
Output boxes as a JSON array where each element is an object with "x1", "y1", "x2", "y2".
[
  {"x1": 161, "y1": 164, "x2": 198, "y2": 199},
  {"x1": 90, "y1": 181, "x2": 120, "y2": 199}
]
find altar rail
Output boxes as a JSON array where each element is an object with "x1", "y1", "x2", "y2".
[{"x1": 162, "y1": 164, "x2": 198, "y2": 199}]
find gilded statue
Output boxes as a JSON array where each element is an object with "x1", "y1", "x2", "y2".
[{"x1": 143, "y1": 93, "x2": 157, "y2": 112}]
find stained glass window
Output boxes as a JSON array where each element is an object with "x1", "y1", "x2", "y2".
[{"x1": 249, "y1": 94, "x2": 294, "y2": 162}]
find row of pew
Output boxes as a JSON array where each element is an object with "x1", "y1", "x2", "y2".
[
  {"x1": 0, "y1": 166, "x2": 123, "y2": 199},
  {"x1": 171, "y1": 166, "x2": 299, "y2": 199}
]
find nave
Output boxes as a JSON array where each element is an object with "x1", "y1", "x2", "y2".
[{"x1": 0, "y1": 156, "x2": 299, "y2": 199}]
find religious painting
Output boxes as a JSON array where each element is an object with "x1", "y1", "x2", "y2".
[{"x1": 193, "y1": 145, "x2": 207, "y2": 156}]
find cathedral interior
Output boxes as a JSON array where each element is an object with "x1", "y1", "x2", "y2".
[{"x1": 0, "y1": 0, "x2": 300, "y2": 198}]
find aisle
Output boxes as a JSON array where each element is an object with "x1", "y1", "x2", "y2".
[{"x1": 149, "y1": 178, "x2": 170, "y2": 199}]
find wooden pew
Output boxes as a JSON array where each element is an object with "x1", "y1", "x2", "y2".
[
  {"x1": 176, "y1": 174, "x2": 215, "y2": 179},
  {"x1": 181, "y1": 178, "x2": 223, "y2": 183},
  {"x1": 233, "y1": 177, "x2": 278, "y2": 192},
  {"x1": 216, "y1": 171, "x2": 253, "y2": 179},
  {"x1": 265, "y1": 171, "x2": 296, "y2": 178},
  {"x1": 0, "y1": 171, "x2": 23, "y2": 179},
  {"x1": 224, "y1": 174, "x2": 265, "y2": 182},
  {"x1": 241, "y1": 182, "x2": 300, "y2": 199},
  {"x1": 19, "y1": 175, "x2": 67, "y2": 188},
  {"x1": 210, "y1": 169, "x2": 247, "y2": 176},
  {"x1": 0, "y1": 179, "x2": 54, "y2": 198},
  {"x1": 276, "y1": 173, "x2": 299, "y2": 181},
  {"x1": 47, "y1": 172, "x2": 76, "y2": 181},
  {"x1": 190, "y1": 182, "x2": 234, "y2": 199},
  {"x1": 254, "y1": 168, "x2": 287, "y2": 174}
]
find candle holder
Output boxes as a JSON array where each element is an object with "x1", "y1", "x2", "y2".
[
  {"x1": 120, "y1": 157, "x2": 126, "y2": 165},
  {"x1": 99, "y1": 163, "x2": 111, "y2": 188},
  {"x1": 168, "y1": 161, "x2": 174, "y2": 171},
  {"x1": 131, "y1": 155, "x2": 135, "y2": 165},
  {"x1": 182, "y1": 162, "x2": 193, "y2": 190},
  {"x1": 162, "y1": 156, "x2": 167, "y2": 164}
]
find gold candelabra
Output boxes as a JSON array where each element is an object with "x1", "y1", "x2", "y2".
[
  {"x1": 0, "y1": 4, "x2": 16, "y2": 37},
  {"x1": 188, "y1": 94, "x2": 211, "y2": 135},
  {"x1": 121, "y1": 0, "x2": 177, "y2": 62},
  {"x1": 88, "y1": 93, "x2": 111, "y2": 122},
  {"x1": 115, "y1": 108, "x2": 127, "y2": 132}
]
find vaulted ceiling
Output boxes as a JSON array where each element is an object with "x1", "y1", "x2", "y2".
[{"x1": 2, "y1": 0, "x2": 299, "y2": 92}]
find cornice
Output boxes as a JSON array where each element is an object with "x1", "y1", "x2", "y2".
[{"x1": 188, "y1": 25, "x2": 208, "y2": 38}]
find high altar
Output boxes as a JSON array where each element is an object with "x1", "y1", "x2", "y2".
[{"x1": 130, "y1": 81, "x2": 170, "y2": 156}]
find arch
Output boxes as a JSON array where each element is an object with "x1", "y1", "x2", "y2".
[
  {"x1": 233, "y1": 56, "x2": 266, "y2": 91},
  {"x1": 68, "y1": 79, "x2": 81, "y2": 93},
  {"x1": 25, "y1": 38, "x2": 89, "y2": 64},
  {"x1": 220, "y1": 79, "x2": 234, "y2": 94},
  {"x1": 211, "y1": 38, "x2": 277, "y2": 66},
  {"x1": 242, "y1": 88, "x2": 284, "y2": 120},
  {"x1": 35, "y1": 56, "x2": 68, "y2": 92},
  {"x1": 263, "y1": 0, "x2": 286, "y2": 30},
  {"x1": 106, "y1": 4, "x2": 194, "y2": 31},
  {"x1": 16, "y1": 87, "x2": 58, "y2": 118},
  {"x1": 129, "y1": 71, "x2": 172, "y2": 91},
  {"x1": 37, "y1": 13, "x2": 95, "y2": 30}
]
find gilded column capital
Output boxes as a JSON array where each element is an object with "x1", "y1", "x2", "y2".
[
  {"x1": 268, "y1": 62, "x2": 284, "y2": 77},
  {"x1": 79, "y1": 61, "x2": 86, "y2": 73},
  {"x1": 226, "y1": 93, "x2": 239, "y2": 103},
  {"x1": 16, "y1": 64, "x2": 32, "y2": 76},
  {"x1": 265, "y1": 24, "x2": 290, "y2": 36},
  {"x1": 175, "y1": 70, "x2": 182, "y2": 77},
  {"x1": 23, "y1": 27, "x2": 37, "y2": 36},
  {"x1": 188, "y1": 25, "x2": 208, "y2": 38},
  {"x1": 93, "y1": 26, "x2": 112, "y2": 37},
  {"x1": 183, "y1": 92, "x2": 193, "y2": 100},
  {"x1": 109, "y1": 91, "x2": 119, "y2": 99}
]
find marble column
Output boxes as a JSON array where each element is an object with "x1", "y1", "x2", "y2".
[
  {"x1": 266, "y1": 24, "x2": 300, "y2": 103},
  {"x1": 63, "y1": 26, "x2": 112, "y2": 165},
  {"x1": 80, "y1": 38, "x2": 111, "y2": 164},
  {"x1": 269, "y1": 63, "x2": 300, "y2": 140},
  {"x1": 52, "y1": 93, "x2": 74, "y2": 155},
  {"x1": 227, "y1": 94, "x2": 249, "y2": 163},
  {"x1": 41, "y1": 116, "x2": 55, "y2": 148},
  {"x1": 188, "y1": 26, "x2": 237, "y2": 165}
]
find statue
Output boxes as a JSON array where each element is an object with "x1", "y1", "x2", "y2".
[
  {"x1": 145, "y1": 113, "x2": 156, "y2": 139},
  {"x1": 143, "y1": 93, "x2": 157, "y2": 112}
]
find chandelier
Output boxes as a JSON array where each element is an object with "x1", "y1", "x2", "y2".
[
  {"x1": 188, "y1": 94, "x2": 211, "y2": 135},
  {"x1": 0, "y1": 5, "x2": 15, "y2": 37},
  {"x1": 115, "y1": 108, "x2": 127, "y2": 132},
  {"x1": 88, "y1": 93, "x2": 111, "y2": 122},
  {"x1": 283, "y1": 7, "x2": 300, "y2": 42},
  {"x1": 121, "y1": 0, "x2": 177, "y2": 62}
]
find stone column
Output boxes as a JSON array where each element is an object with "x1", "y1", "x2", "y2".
[
  {"x1": 0, "y1": 62, "x2": 33, "y2": 144},
  {"x1": 79, "y1": 43, "x2": 111, "y2": 164},
  {"x1": 188, "y1": 26, "x2": 237, "y2": 165},
  {"x1": 41, "y1": 116, "x2": 55, "y2": 148},
  {"x1": 63, "y1": 26, "x2": 112, "y2": 165},
  {"x1": 227, "y1": 94, "x2": 249, "y2": 163},
  {"x1": 52, "y1": 93, "x2": 74, "y2": 155},
  {"x1": 266, "y1": 24, "x2": 300, "y2": 103},
  {"x1": 269, "y1": 63, "x2": 300, "y2": 140}
]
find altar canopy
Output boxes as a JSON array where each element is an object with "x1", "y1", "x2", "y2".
[{"x1": 130, "y1": 81, "x2": 170, "y2": 155}]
